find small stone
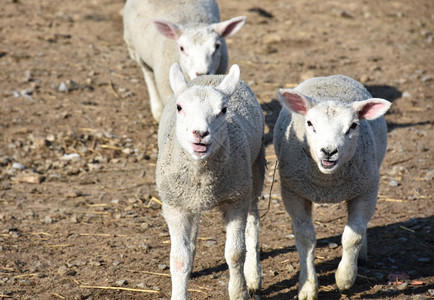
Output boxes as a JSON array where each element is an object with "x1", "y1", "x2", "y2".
[
  {"x1": 397, "y1": 281, "x2": 408, "y2": 291},
  {"x1": 61, "y1": 153, "x2": 81, "y2": 161},
  {"x1": 140, "y1": 222, "x2": 150, "y2": 231},
  {"x1": 58, "y1": 82, "x2": 68, "y2": 92},
  {"x1": 58, "y1": 266, "x2": 68, "y2": 276},
  {"x1": 87, "y1": 163, "x2": 102, "y2": 172},
  {"x1": 114, "y1": 279, "x2": 128, "y2": 286},
  {"x1": 389, "y1": 180, "x2": 399, "y2": 187},
  {"x1": 70, "y1": 215, "x2": 79, "y2": 223},
  {"x1": 112, "y1": 260, "x2": 122, "y2": 268},
  {"x1": 11, "y1": 163, "x2": 25, "y2": 170},
  {"x1": 204, "y1": 240, "x2": 217, "y2": 247},
  {"x1": 328, "y1": 242, "x2": 338, "y2": 249},
  {"x1": 9, "y1": 228, "x2": 21, "y2": 238},
  {"x1": 44, "y1": 216, "x2": 53, "y2": 224},
  {"x1": 138, "y1": 242, "x2": 150, "y2": 253},
  {"x1": 14, "y1": 171, "x2": 44, "y2": 184},
  {"x1": 402, "y1": 91, "x2": 412, "y2": 98},
  {"x1": 158, "y1": 264, "x2": 168, "y2": 270}
]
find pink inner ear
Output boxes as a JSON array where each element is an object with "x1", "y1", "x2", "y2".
[
  {"x1": 220, "y1": 20, "x2": 242, "y2": 37},
  {"x1": 153, "y1": 21, "x2": 178, "y2": 40},
  {"x1": 282, "y1": 92, "x2": 308, "y2": 115},
  {"x1": 358, "y1": 102, "x2": 386, "y2": 119}
]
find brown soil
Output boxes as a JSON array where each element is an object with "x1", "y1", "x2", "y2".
[{"x1": 0, "y1": 0, "x2": 433, "y2": 299}]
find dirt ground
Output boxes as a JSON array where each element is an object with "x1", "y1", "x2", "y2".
[{"x1": 0, "y1": 0, "x2": 433, "y2": 299}]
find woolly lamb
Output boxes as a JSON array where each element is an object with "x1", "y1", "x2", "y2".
[
  {"x1": 156, "y1": 63, "x2": 265, "y2": 299},
  {"x1": 123, "y1": 0, "x2": 246, "y2": 122},
  {"x1": 273, "y1": 75, "x2": 391, "y2": 299}
]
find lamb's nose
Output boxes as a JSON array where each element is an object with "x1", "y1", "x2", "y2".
[
  {"x1": 321, "y1": 148, "x2": 338, "y2": 157},
  {"x1": 193, "y1": 130, "x2": 209, "y2": 139}
]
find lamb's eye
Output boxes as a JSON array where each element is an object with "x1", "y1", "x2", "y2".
[
  {"x1": 346, "y1": 122, "x2": 358, "y2": 134},
  {"x1": 176, "y1": 104, "x2": 182, "y2": 112},
  {"x1": 306, "y1": 120, "x2": 316, "y2": 132},
  {"x1": 179, "y1": 46, "x2": 184, "y2": 52},
  {"x1": 215, "y1": 43, "x2": 220, "y2": 51},
  {"x1": 221, "y1": 107, "x2": 227, "y2": 114}
]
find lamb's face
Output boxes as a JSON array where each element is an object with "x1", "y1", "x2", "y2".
[
  {"x1": 175, "y1": 86, "x2": 228, "y2": 160},
  {"x1": 178, "y1": 28, "x2": 222, "y2": 79},
  {"x1": 304, "y1": 101, "x2": 359, "y2": 174}
]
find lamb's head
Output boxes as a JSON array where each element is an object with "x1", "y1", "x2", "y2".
[
  {"x1": 169, "y1": 62, "x2": 240, "y2": 160},
  {"x1": 278, "y1": 89, "x2": 391, "y2": 174},
  {"x1": 153, "y1": 16, "x2": 246, "y2": 79}
]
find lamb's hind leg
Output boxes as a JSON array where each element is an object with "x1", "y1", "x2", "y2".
[
  {"x1": 335, "y1": 191, "x2": 377, "y2": 292},
  {"x1": 224, "y1": 202, "x2": 249, "y2": 300},
  {"x1": 139, "y1": 62, "x2": 163, "y2": 122},
  {"x1": 244, "y1": 199, "x2": 261, "y2": 294},
  {"x1": 162, "y1": 204, "x2": 198, "y2": 300},
  {"x1": 244, "y1": 151, "x2": 264, "y2": 295},
  {"x1": 282, "y1": 190, "x2": 318, "y2": 300}
]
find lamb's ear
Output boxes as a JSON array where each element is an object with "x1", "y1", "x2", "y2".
[
  {"x1": 352, "y1": 98, "x2": 391, "y2": 120},
  {"x1": 169, "y1": 63, "x2": 188, "y2": 96},
  {"x1": 216, "y1": 64, "x2": 240, "y2": 96},
  {"x1": 213, "y1": 16, "x2": 246, "y2": 37},
  {"x1": 153, "y1": 19, "x2": 182, "y2": 40},
  {"x1": 278, "y1": 89, "x2": 312, "y2": 115}
]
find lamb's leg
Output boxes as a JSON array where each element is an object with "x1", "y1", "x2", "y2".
[
  {"x1": 162, "y1": 204, "x2": 198, "y2": 300},
  {"x1": 139, "y1": 62, "x2": 163, "y2": 122},
  {"x1": 244, "y1": 199, "x2": 261, "y2": 294},
  {"x1": 190, "y1": 213, "x2": 201, "y2": 269},
  {"x1": 244, "y1": 149, "x2": 264, "y2": 294},
  {"x1": 335, "y1": 191, "x2": 377, "y2": 292},
  {"x1": 223, "y1": 203, "x2": 249, "y2": 300},
  {"x1": 282, "y1": 190, "x2": 318, "y2": 300}
]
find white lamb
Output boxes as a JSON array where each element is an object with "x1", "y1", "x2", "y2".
[
  {"x1": 156, "y1": 63, "x2": 265, "y2": 299},
  {"x1": 123, "y1": 0, "x2": 246, "y2": 122},
  {"x1": 273, "y1": 75, "x2": 391, "y2": 299}
]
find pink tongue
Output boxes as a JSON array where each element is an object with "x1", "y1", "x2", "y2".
[
  {"x1": 193, "y1": 143, "x2": 207, "y2": 152},
  {"x1": 322, "y1": 160, "x2": 335, "y2": 166}
]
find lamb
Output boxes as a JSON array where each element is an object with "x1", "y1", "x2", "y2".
[
  {"x1": 273, "y1": 75, "x2": 391, "y2": 300},
  {"x1": 123, "y1": 0, "x2": 246, "y2": 122},
  {"x1": 156, "y1": 63, "x2": 265, "y2": 299}
]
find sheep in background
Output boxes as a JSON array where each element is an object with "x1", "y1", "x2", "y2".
[
  {"x1": 156, "y1": 63, "x2": 265, "y2": 299},
  {"x1": 123, "y1": 0, "x2": 246, "y2": 122},
  {"x1": 273, "y1": 75, "x2": 391, "y2": 300}
]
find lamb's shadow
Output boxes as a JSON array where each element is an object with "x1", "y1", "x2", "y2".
[
  {"x1": 365, "y1": 85, "x2": 430, "y2": 132},
  {"x1": 260, "y1": 216, "x2": 434, "y2": 299},
  {"x1": 261, "y1": 99, "x2": 282, "y2": 146},
  {"x1": 191, "y1": 216, "x2": 433, "y2": 299}
]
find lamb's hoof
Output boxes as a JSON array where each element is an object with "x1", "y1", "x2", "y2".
[
  {"x1": 298, "y1": 282, "x2": 318, "y2": 300},
  {"x1": 248, "y1": 287, "x2": 261, "y2": 299}
]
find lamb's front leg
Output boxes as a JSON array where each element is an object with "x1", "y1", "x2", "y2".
[
  {"x1": 335, "y1": 191, "x2": 377, "y2": 292},
  {"x1": 224, "y1": 204, "x2": 249, "y2": 300},
  {"x1": 163, "y1": 204, "x2": 198, "y2": 300},
  {"x1": 282, "y1": 190, "x2": 318, "y2": 300}
]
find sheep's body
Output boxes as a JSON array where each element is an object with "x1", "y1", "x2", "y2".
[
  {"x1": 123, "y1": 0, "x2": 246, "y2": 122},
  {"x1": 274, "y1": 75, "x2": 391, "y2": 300},
  {"x1": 157, "y1": 64, "x2": 265, "y2": 299}
]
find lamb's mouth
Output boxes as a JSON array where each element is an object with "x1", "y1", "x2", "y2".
[
  {"x1": 192, "y1": 142, "x2": 211, "y2": 154},
  {"x1": 321, "y1": 159, "x2": 337, "y2": 169}
]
